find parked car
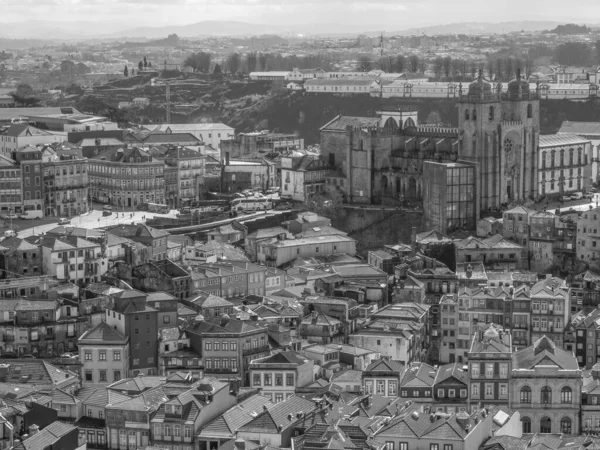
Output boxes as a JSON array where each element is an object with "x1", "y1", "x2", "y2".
[
  {"x1": 58, "y1": 218, "x2": 71, "y2": 225},
  {"x1": 20, "y1": 354, "x2": 36, "y2": 359},
  {"x1": 60, "y1": 353, "x2": 78, "y2": 359},
  {"x1": 19, "y1": 210, "x2": 43, "y2": 219},
  {"x1": 3, "y1": 230, "x2": 17, "y2": 238},
  {"x1": 560, "y1": 195, "x2": 572, "y2": 202},
  {"x1": 584, "y1": 192, "x2": 595, "y2": 199},
  {"x1": 570, "y1": 192, "x2": 584, "y2": 200},
  {"x1": 1, "y1": 213, "x2": 18, "y2": 220}
]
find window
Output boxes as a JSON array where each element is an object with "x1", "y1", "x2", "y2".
[
  {"x1": 560, "y1": 417, "x2": 571, "y2": 434},
  {"x1": 377, "y1": 380, "x2": 385, "y2": 395},
  {"x1": 99, "y1": 370, "x2": 107, "y2": 382},
  {"x1": 471, "y1": 384, "x2": 480, "y2": 398},
  {"x1": 99, "y1": 350, "x2": 106, "y2": 361},
  {"x1": 540, "y1": 417, "x2": 551, "y2": 434},
  {"x1": 113, "y1": 351, "x2": 121, "y2": 361},
  {"x1": 561, "y1": 386, "x2": 572, "y2": 403},
  {"x1": 386, "y1": 443, "x2": 394, "y2": 450},
  {"x1": 253, "y1": 373, "x2": 261, "y2": 386},
  {"x1": 264, "y1": 373, "x2": 272, "y2": 386},
  {"x1": 275, "y1": 373, "x2": 283, "y2": 386},
  {"x1": 443, "y1": 446, "x2": 453, "y2": 450},
  {"x1": 286, "y1": 373, "x2": 294, "y2": 386},
  {"x1": 205, "y1": 342, "x2": 212, "y2": 351},
  {"x1": 541, "y1": 386, "x2": 552, "y2": 404},
  {"x1": 114, "y1": 371, "x2": 121, "y2": 382},
  {"x1": 485, "y1": 383, "x2": 494, "y2": 399},
  {"x1": 430, "y1": 445, "x2": 439, "y2": 450},
  {"x1": 85, "y1": 350, "x2": 92, "y2": 361},
  {"x1": 520, "y1": 386, "x2": 531, "y2": 403},
  {"x1": 389, "y1": 380, "x2": 397, "y2": 396},
  {"x1": 85, "y1": 371, "x2": 92, "y2": 381},
  {"x1": 399, "y1": 445, "x2": 408, "y2": 450},
  {"x1": 437, "y1": 388, "x2": 445, "y2": 398},
  {"x1": 471, "y1": 363, "x2": 480, "y2": 378},
  {"x1": 184, "y1": 426, "x2": 191, "y2": 438},
  {"x1": 164, "y1": 425, "x2": 171, "y2": 437}
]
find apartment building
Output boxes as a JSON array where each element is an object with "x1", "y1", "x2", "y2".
[
  {"x1": 0, "y1": 124, "x2": 63, "y2": 156},
  {"x1": 257, "y1": 235, "x2": 357, "y2": 267},
  {"x1": 433, "y1": 363, "x2": 469, "y2": 413},
  {"x1": 37, "y1": 235, "x2": 107, "y2": 285},
  {"x1": 189, "y1": 261, "x2": 267, "y2": 298},
  {"x1": 78, "y1": 321, "x2": 130, "y2": 385},
  {"x1": 89, "y1": 146, "x2": 165, "y2": 207},
  {"x1": 399, "y1": 363, "x2": 436, "y2": 402},
  {"x1": 106, "y1": 223, "x2": 169, "y2": 261},
  {"x1": 105, "y1": 290, "x2": 159, "y2": 376},
  {"x1": 0, "y1": 237, "x2": 42, "y2": 278},
  {"x1": 0, "y1": 154, "x2": 22, "y2": 215},
  {"x1": 16, "y1": 144, "x2": 46, "y2": 212},
  {"x1": 42, "y1": 150, "x2": 88, "y2": 217},
  {"x1": 184, "y1": 315, "x2": 270, "y2": 387},
  {"x1": 530, "y1": 277, "x2": 570, "y2": 347},
  {"x1": 577, "y1": 207, "x2": 600, "y2": 261},
  {"x1": 280, "y1": 155, "x2": 330, "y2": 202},
  {"x1": 249, "y1": 351, "x2": 314, "y2": 402},
  {"x1": 571, "y1": 308, "x2": 600, "y2": 368},
  {"x1": 510, "y1": 336, "x2": 581, "y2": 435},
  {"x1": 362, "y1": 358, "x2": 405, "y2": 397},
  {"x1": 502, "y1": 205, "x2": 533, "y2": 246},
  {"x1": 454, "y1": 234, "x2": 527, "y2": 271},
  {"x1": 467, "y1": 324, "x2": 512, "y2": 411},
  {"x1": 162, "y1": 146, "x2": 205, "y2": 208}
]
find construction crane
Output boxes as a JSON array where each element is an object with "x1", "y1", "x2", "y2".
[{"x1": 150, "y1": 78, "x2": 171, "y2": 124}]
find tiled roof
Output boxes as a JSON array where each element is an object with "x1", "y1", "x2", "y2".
[
  {"x1": 251, "y1": 351, "x2": 309, "y2": 367},
  {"x1": 78, "y1": 322, "x2": 128, "y2": 345},
  {"x1": 199, "y1": 394, "x2": 273, "y2": 438},
  {"x1": 75, "y1": 386, "x2": 110, "y2": 408},
  {"x1": 400, "y1": 363, "x2": 437, "y2": 388},
  {"x1": 50, "y1": 389, "x2": 80, "y2": 405},
  {"x1": 238, "y1": 395, "x2": 317, "y2": 433},
  {"x1": 21, "y1": 421, "x2": 77, "y2": 450},
  {"x1": 540, "y1": 133, "x2": 590, "y2": 147},
  {"x1": 512, "y1": 336, "x2": 579, "y2": 370},
  {"x1": 331, "y1": 369, "x2": 362, "y2": 383},
  {"x1": 433, "y1": 363, "x2": 467, "y2": 385},
  {"x1": 0, "y1": 360, "x2": 77, "y2": 387},
  {"x1": 364, "y1": 359, "x2": 405, "y2": 375}
]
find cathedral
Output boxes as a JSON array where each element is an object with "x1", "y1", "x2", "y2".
[{"x1": 319, "y1": 70, "x2": 540, "y2": 224}]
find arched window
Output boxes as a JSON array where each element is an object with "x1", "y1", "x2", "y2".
[
  {"x1": 521, "y1": 417, "x2": 531, "y2": 434},
  {"x1": 472, "y1": 109, "x2": 477, "y2": 120},
  {"x1": 578, "y1": 147, "x2": 583, "y2": 165},
  {"x1": 560, "y1": 149, "x2": 564, "y2": 167},
  {"x1": 551, "y1": 150, "x2": 555, "y2": 168},
  {"x1": 465, "y1": 110, "x2": 470, "y2": 120},
  {"x1": 527, "y1": 104, "x2": 533, "y2": 119},
  {"x1": 542, "y1": 152, "x2": 546, "y2": 169},
  {"x1": 540, "y1": 417, "x2": 552, "y2": 434},
  {"x1": 560, "y1": 417, "x2": 572, "y2": 434},
  {"x1": 489, "y1": 106, "x2": 494, "y2": 121},
  {"x1": 561, "y1": 386, "x2": 572, "y2": 403},
  {"x1": 541, "y1": 386, "x2": 552, "y2": 404},
  {"x1": 520, "y1": 386, "x2": 531, "y2": 403},
  {"x1": 569, "y1": 148, "x2": 574, "y2": 166}
]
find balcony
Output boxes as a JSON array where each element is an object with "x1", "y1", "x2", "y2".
[{"x1": 513, "y1": 323, "x2": 528, "y2": 330}]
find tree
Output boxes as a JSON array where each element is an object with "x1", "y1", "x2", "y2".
[
  {"x1": 183, "y1": 52, "x2": 212, "y2": 72},
  {"x1": 555, "y1": 42, "x2": 591, "y2": 66},
  {"x1": 65, "y1": 84, "x2": 84, "y2": 95},
  {"x1": 131, "y1": 68, "x2": 135, "y2": 76},
  {"x1": 213, "y1": 63, "x2": 222, "y2": 77},
  {"x1": 76, "y1": 62, "x2": 91, "y2": 74},
  {"x1": 245, "y1": 52, "x2": 258, "y2": 73},
  {"x1": 258, "y1": 53, "x2": 268, "y2": 71},
  {"x1": 143, "y1": 56, "x2": 148, "y2": 68},
  {"x1": 226, "y1": 52, "x2": 241, "y2": 75},
  {"x1": 60, "y1": 59, "x2": 76, "y2": 74},
  {"x1": 408, "y1": 55, "x2": 419, "y2": 72},
  {"x1": 433, "y1": 56, "x2": 444, "y2": 78},
  {"x1": 495, "y1": 58, "x2": 503, "y2": 80},
  {"x1": 443, "y1": 56, "x2": 452, "y2": 78},
  {"x1": 504, "y1": 56, "x2": 514, "y2": 80},
  {"x1": 357, "y1": 55, "x2": 372, "y2": 72},
  {"x1": 393, "y1": 55, "x2": 405, "y2": 73},
  {"x1": 11, "y1": 84, "x2": 39, "y2": 107},
  {"x1": 124, "y1": 66, "x2": 128, "y2": 77},
  {"x1": 138, "y1": 61, "x2": 143, "y2": 71},
  {"x1": 148, "y1": 62, "x2": 152, "y2": 68}
]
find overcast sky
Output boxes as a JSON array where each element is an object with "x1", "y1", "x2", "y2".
[{"x1": 0, "y1": 0, "x2": 597, "y2": 33}]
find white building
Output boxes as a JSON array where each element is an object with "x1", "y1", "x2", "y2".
[
  {"x1": 304, "y1": 78, "x2": 378, "y2": 94},
  {"x1": 0, "y1": 124, "x2": 63, "y2": 156},
  {"x1": 146, "y1": 123, "x2": 235, "y2": 150},
  {"x1": 558, "y1": 121, "x2": 600, "y2": 184},
  {"x1": 281, "y1": 155, "x2": 330, "y2": 202}
]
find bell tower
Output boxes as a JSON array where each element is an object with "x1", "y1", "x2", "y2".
[{"x1": 458, "y1": 70, "x2": 502, "y2": 212}]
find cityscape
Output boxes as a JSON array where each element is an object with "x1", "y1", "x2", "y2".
[{"x1": 6, "y1": 5, "x2": 600, "y2": 450}]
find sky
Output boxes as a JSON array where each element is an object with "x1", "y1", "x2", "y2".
[{"x1": 0, "y1": 0, "x2": 598, "y2": 35}]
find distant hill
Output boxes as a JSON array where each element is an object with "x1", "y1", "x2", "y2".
[
  {"x1": 111, "y1": 21, "x2": 290, "y2": 39},
  {"x1": 547, "y1": 23, "x2": 591, "y2": 35},
  {"x1": 392, "y1": 21, "x2": 567, "y2": 36}
]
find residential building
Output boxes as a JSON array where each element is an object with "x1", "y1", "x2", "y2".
[
  {"x1": 477, "y1": 217, "x2": 504, "y2": 237},
  {"x1": 42, "y1": 148, "x2": 89, "y2": 217},
  {"x1": 147, "y1": 123, "x2": 235, "y2": 149},
  {"x1": 510, "y1": 336, "x2": 582, "y2": 434},
  {"x1": 221, "y1": 130, "x2": 303, "y2": 158},
  {"x1": 249, "y1": 351, "x2": 314, "y2": 402},
  {"x1": 146, "y1": 292, "x2": 178, "y2": 329},
  {"x1": 581, "y1": 362, "x2": 600, "y2": 433},
  {"x1": 189, "y1": 261, "x2": 267, "y2": 298},
  {"x1": 467, "y1": 323, "x2": 512, "y2": 411},
  {"x1": 454, "y1": 235, "x2": 526, "y2": 271},
  {"x1": 577, "y1": 207, "x2": 600, "y2": 261},
  {"x1": 375, "y1": 407, "x2": 493, "y2": 450},
  {"x1": 433, "y1": 363, "x2": 469, "y2": 413},
  {"x1": 287, "y1": 212, "x2": 331, "y2": 235},
  {"x1": 502, "y1": 205, "x2": 533, "y2": 247},
  {"x1": 439, "y1": 293, "x2": 459, "y2": 363},
  {"x1": 205, "y1": 222, "x2": 246, "y2": 244},
  {"x1": 399, "y1": 362, "x2": 436, "y2": 402},
  {"x1": 529, "y1": 210, "x2": 557, "y2": 273},
  {"x1": 0, "y1": 154, "x2": 22, "y2": 215},
  {"x1": 558, "y1": 120, "x2": 600, "y2": 183},
  {"x1": 104, "y1": 290, "x2": 159, "y2": 375},
  {"x1": 78, "y1": 322, "x2": 129, "y2": 385},
  {"x1": 570, "y1": 308, "x2": 600, "y2": 368},
  {"x1": 184, "y1": 315, "x2": 270, "y2": 386},
  {"x1": 299, "y1": 311, "x2": 343, "y2": 344},
  {"x1": 106, "y1": 223, "x2": 170, "y2": 261},
  {"x1": 17, "y1": 144, "x2": 46, "y2": 213},
  {"x1": 530, "y1": 277, "x2": 570, "y2": 347},
  {"x1": 0, "y1": 237, "x2": 43, "y2": 278},
  {"x1": 244, "y1": 227, "x2": 287, "y2": 262},
  {"x1": 37, "y1": 235, "x2": 107, "y2": 285},
  {"x1": 162, "y1": 146, "x2": 205, "y2": 208},
  {"x1": 538, "y1": 133, "x2": 592, "y2": 198},
  {"x1": 368, "y1": 250, "x2": 401, "y2": 275},
  {"x1": 197, "y1": 394, "x2": 273, "y2": 450},
  {"x1": 362, "y1": 358, "x2": 405, "y2": 397},
  {"x1": 280, "y1": 155, "x2": 330, "y2": 201},
  {"x1": 221, "y1": 158, "x2": 274, "y2": 193},
  {"x1": 19, "y1": 421, "x2": 82, "y2": 450},
  {"x1": 0, "y1": 124, "x2": 63, "y2": 156},
  {"x1": 149, "y1": 377, "x2": 237, "y2": 450},
  {"x1": 131, "y1": 260, "x2": 191, "y2": 299},
  {"x1": 257, "y1": 235, "x2": 357, "y2": 267},
  {"x1": 89, "y1": 146, "x2": 165, "y2": 207}
]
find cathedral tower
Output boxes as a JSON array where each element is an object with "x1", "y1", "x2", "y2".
[{"x1": 458, "y1": 70, "x2": 539, "y2": 213}]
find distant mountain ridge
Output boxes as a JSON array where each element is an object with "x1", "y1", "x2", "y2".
[{"x1": 0, "y1": 19, "x2": 596, "y2": 41}]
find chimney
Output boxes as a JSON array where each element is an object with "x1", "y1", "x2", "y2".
[
  {"x1": 229, "y1": 379, "x2": 239, "y2": 395},
  {"x1": 29, "y1": 425, "x2": 39, "y2": 436},
  {"x1": 410, "y1": 227, "x2": 417, "y2": 255}
]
